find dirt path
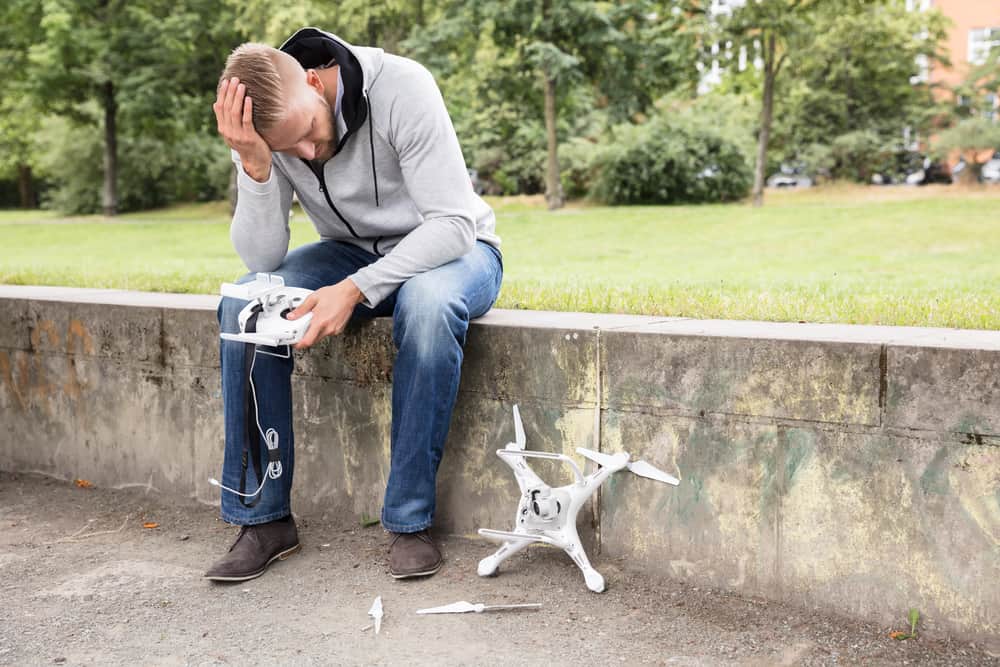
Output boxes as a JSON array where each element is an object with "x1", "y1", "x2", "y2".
[{"x1": 0, "y1": 473, "x2": 995, "y2": 666}]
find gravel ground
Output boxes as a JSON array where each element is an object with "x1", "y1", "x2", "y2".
[{"x1": 0, "y1": 472, "x2": 996, "y2": 667}]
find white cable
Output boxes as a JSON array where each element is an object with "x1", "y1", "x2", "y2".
[{"x1": 209, "y1": 344, "x2": 285, "y2": 499}]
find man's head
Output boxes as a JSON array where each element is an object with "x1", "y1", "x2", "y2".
[{"x1": 220, "y1": 43, "x2": 338, "y2": 161}]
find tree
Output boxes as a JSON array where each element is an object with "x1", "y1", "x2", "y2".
[
  {"x1": 935, "y1": 44, "x2": 1000, "y2": 183},
  {"x1": 408, "y1": 0, "x2": 696, "y2": 207},
  {"x1": 0, "y1": 0, "x2": 44, "y2": 208},
  {"x1": 230, "y1": 0, "x2": 430, "y2": 51},
  {"x1": 26, "y1": 0, "x2": 242, "y2": 215},
  {"x1": 934, "y1": 119, "x2": 1000, "y2": 183},
  {"x1": 772, "y1": 2, "x2": 949, "y2": 181},
  {"x1": 687, "y1": 0, "x2": 832, "y2": 206}
]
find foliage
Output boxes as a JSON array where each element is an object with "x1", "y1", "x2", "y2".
[
  {"x1": 0, "y1": 0, "x2": 963, "y2": 209},
  {"x1": 0, "y1": 0, "x2": 45, "y2": 206},
  {"x1": 21, "y1": 0, "x2": 242, "y2": 214},
  {"x1": 953, "y1": 44, "x2": 1000, "y2": 117},
  {"x1": 933, "y1": 117, "x2": 1000, "y2": 177},
  {"x1": 772, "y1": 2, "x2": 949, "y2": 172},
  {"x1": 406, "y1": 1, "x2": 698, "y2": 204},
  {"x1": 684, "y1": 0, "x2": 834, "y2": 204},
  {"x1": 231, "y1": 0, "x2": 429, "y2": 51},
  {"x1": 591, "y1": 101, "x2": 753, "y2": 205},
  {"x1": 34, "y1": 115, "x2": 232, "y2": 214}
]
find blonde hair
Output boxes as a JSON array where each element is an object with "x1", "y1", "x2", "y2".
[{"x1": 219, "y1": 43, "x2": 300, "y2": 134}]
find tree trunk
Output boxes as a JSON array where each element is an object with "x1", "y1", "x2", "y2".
[
  {"x1": 543, "y1": 71, "x2": 563, "y2": 210},
  {"x1": 17, "y1": 164, "x2": 36, "y2": 209},
  {"x1": 415, "y1": 0, "x2": 424, "y2": 26},
  {"x1": 102, "y1": 80, "x2": 118, "y2": 217},
  {"x1": 752, "y1": 33, "x2": 777, "y2": 208}
]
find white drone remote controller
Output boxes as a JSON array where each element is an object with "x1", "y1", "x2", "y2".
[
  {"x1": 478, "y1": 405, "x2": 680, "y2": 593},
  {"x1": 219, "y1": 273, "x2": 314, "y2": 347}
]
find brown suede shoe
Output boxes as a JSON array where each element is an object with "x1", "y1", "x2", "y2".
[
  {"x1": 389, "y1": 529, "x2": 443, "y2": 579},
  {"x1": 204, "y1": 516, "x2": 300, "y2": 582}
]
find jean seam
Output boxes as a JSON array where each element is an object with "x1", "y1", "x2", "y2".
[
  {"x1": 220, "y1": 507, "x2": 291, "y2": 526},
  {"x1": 381, "y1": 516, "x2": 432, "y2": 533}
]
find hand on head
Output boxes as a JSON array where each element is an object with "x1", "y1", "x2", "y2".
[{"x1": 213, "y1": 77, "x2": 273, "y2": 181}]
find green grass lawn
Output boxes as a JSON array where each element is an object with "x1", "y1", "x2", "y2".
[{"x1": 2, "y1": 185, "x2": 999, "y2": 329}]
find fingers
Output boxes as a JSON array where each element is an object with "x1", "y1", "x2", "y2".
[
  {"x1": 213, "y1": 77, "x2": 255, "y2": 142},
  {"x1": 229, "y1": 81, "x2": 245, "y2": 117},
  {"x1": 294, "y1": 319, "x2": 321, "y2": 350},
  {"x1": 288, "y1": 293, "x2": 317, "y2": 320},
  {"x1": 243, "y1": 95, "x2": 253, "y2": 129}
]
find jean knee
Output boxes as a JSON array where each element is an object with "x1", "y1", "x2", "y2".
[{"x1": 394, "y1": 278, "x2": 468, "y2": 352}]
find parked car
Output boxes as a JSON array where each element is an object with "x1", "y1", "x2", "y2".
[
  {"x1": 905, "y1": 156, "x2": 953, "y2": 186},
  {"x1": 981, "y1": 152, "x2": 1000, "y2": 184},
  {"x1": 873, "y1": 152, "x2": 951, "y2": 186},
  {"x1": 766, "y1": 165, "x2": 813, "y2": 188}
]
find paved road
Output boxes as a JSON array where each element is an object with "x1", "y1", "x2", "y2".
[{"x1": 0, "y1": 473, "x2": 995, "y2": 666}]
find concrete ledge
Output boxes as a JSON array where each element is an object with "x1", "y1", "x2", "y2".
[{"x1": 0, "y1": 286, "x2": 997, "y2": 638}]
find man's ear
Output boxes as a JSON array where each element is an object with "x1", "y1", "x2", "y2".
[{"x1": 304, "y1": 69, "x2": 324, "y2": 95}]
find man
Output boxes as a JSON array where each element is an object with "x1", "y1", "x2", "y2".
[{"x1": 205, "y1": 27, "x2": 502, "y2": 582}]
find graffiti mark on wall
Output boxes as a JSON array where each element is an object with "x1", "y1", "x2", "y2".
[{"x1": 0, "y1": 319, "x2": 92, "y2": 412}]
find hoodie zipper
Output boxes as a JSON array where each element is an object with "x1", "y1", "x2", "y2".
[
  {"x1": 302, "y1": 91, "x2": 385, "y2": 255},
  {"x1": 305, "y1": 161, "x2": 361, "y2": 239}
]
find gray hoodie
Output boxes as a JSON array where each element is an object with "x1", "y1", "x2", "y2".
[{"x1": 230, "y1": 27, "x2": 500, "y2": 308}]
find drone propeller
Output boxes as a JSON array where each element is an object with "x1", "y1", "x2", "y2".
[
  {"x1": 627, "y1": 460, "x2": 680, "y2": 486},
  {"x1": 576, "y1": 447, "x2": 679, "y2": 485},
  {"x1": 510, "y1": 404, "x2": 526, "y2": 450},
  {"x1": 576, "y1": 447, "x2": 627, "y2": 469}
]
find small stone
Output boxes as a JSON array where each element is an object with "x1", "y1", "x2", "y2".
[
  {"x1": 178, "y1": 535, "x2": 190, "y2": 541},
  {"x1": 54, "y1": 659, "x2": 67, "y2": 664}
]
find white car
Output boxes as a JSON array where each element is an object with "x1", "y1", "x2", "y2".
[{"x1": 982, "y1": 152, "x2": 1000, "y2": 184}]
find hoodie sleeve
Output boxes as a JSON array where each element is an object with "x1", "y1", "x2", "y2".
[
  {"x1": 347, "y1": 64, "x2": 478, "y2": 308},
  {"x1": 229, "y1": 149, "x2": 295, "y2": 273}
]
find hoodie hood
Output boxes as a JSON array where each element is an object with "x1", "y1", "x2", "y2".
[{"x1": 278, "y1": 28, "x2": 384, "y2": 151}]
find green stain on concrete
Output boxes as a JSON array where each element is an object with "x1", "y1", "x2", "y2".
[
  {"x1": 920, "y1": 446, "x2": 951, "y2": 496},
  {"x1": 782, "y1": 428, "x2": 815, "y2": 487},
  {"x1": 676, "y1": 475, "x2": 704, "y2": 523},
  {"x1": 760, "y1": 428, "x2": 815, "y2": 514}
]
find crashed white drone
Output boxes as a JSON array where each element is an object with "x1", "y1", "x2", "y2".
[{"x1": 478, "y1": 405, "x2": 680, "y2": 593}]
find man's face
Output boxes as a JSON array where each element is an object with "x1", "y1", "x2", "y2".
[{"x1": 263, "y1": 85, "x2": 337, "y2": 162}]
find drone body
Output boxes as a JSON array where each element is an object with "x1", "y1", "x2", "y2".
[{"x1": 478, "y1": 406, "x2": 680, "y2": 593}]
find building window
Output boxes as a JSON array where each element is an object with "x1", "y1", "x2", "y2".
[{"x1": 969, "y1": 28, "x2": 1000, "y2": 66}]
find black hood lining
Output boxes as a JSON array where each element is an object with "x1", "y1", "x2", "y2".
[{"x1": 279, "y1": 28, "x2": 368, "y2": 138}]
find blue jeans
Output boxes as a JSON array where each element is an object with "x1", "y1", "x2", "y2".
[{"x1": 216, "y1": 239, "x2": 503, "y2": 532}]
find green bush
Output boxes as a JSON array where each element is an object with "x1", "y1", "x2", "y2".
[
  {"x1": 829, "y1": 130, "x2": 897, "y2": 183},
  {"x1": 591, "y1": 113, "x2": 752, "y2": 205},
  {"x1": 559, "y1": 136, "x2": 604, "y2": 199},
  {"x1": 34, "y1": 116, "x2": 231, "y2": 215}
]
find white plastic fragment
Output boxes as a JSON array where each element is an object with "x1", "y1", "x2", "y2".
[
  {"x1": 368, "y1": 596, "x2": 383, "y2": 635},
  {"x1": 416, "y1": 601, "x2": 542, "y2": 614}
]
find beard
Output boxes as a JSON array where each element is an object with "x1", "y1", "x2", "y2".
[{"x1": 313, "y1": 100, "x2": 339, "y2": 162}]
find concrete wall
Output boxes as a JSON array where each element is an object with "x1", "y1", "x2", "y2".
[{"x1": 0, "y1": 286, "x2": 997, "y2": 638}]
